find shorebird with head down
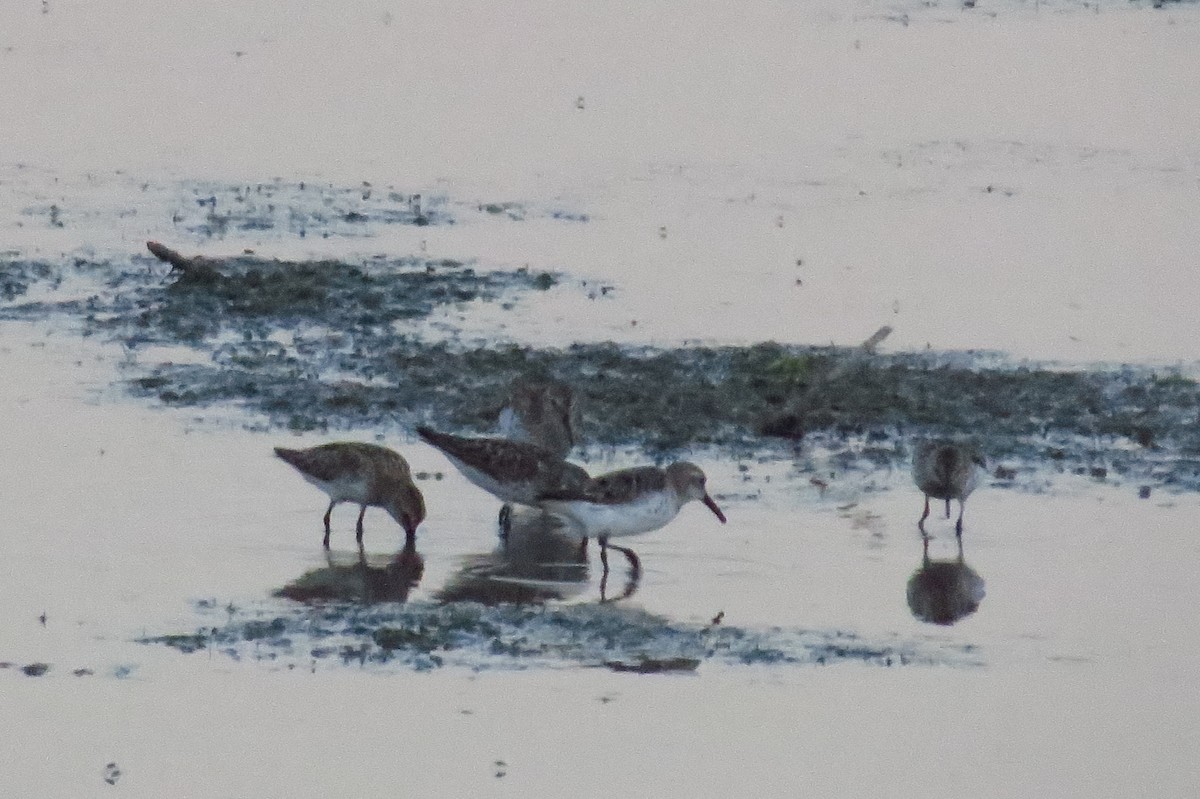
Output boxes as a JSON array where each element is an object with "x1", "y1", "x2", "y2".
[
  {"x1": 912, "y1": 440, "x2": 985, "y2": 537},
  {"x1": 416, "y1": 426, "x2": 591, "y2": 512},
  {"x1": 539, "y1": 462, "x2": 727, "y2": 573},
  {"x1": 494, "y1": 377, "x2": 579, "y2": 529},
  {"x1": 274, "y1": 442, "x2": 425, "y2": 548}
]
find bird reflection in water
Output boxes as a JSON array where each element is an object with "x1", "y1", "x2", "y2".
[
  {"x1": 905, "y1": 536, "x2": 985, "y2": 626},
  {"x1": 436, "y1": 511, "x2": 640, "y2": 604},
  {"x1": 275, "y1": 541, "x2": 425, "y2": 605}
]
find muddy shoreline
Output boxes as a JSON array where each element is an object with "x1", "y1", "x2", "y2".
[
  {"x1": 138, "y1": 595, "x2": 980, "y2": 673},
  {"x1": 3, "y1": 246, "x2": 1199, "y2": 492}
]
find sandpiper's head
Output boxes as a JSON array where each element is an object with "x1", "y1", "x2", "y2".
[
  {"x1": 666, "y1": 462, "x2": 727, "y2": 523},
  {"x1": 386, "y1": 481, "x2": 426, "y2": 538}
]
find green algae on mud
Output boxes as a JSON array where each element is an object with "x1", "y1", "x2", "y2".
[
  {"x1": 3, "y1": 245, "x2": 1200, "y2": 490},
  {"x1": 129, "y1": 335, "x2": 1200, "y2": 490},
  {"x1": 137, "y1": 599, "x2": 978, "y2": 673}
]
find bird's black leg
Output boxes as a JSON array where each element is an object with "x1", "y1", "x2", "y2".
[
  {"x1": 608, "y1": 543, "x2": 641, "y2": 578},
  {"x1": 323, "y1": 501, "x2": 335, "y2": 549},
  {"x1": 498, "y1": 504, "x2": 512, "y2": 539},
  {"x1": 598, "y1": 535, "x2": 610, "y2": 573},
  {"x1": 944, "y1": 498, "x2": 951, "y2": 519},
  {"x1": 955, "y1": 501, "x2": 965, "y2": 538},
  {"x1": 356, "y1": 506, "x2": 366, "y2": 544},
  {"x1": 918, "y1": 495, "x2": 931, "y2": 535}
]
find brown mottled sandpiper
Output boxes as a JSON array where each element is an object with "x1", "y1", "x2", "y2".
[
  {"x1": 416, "y1": 426, "x2": 591, "y2": 512},
  {"x1": 497, "y1": 377, "x2": 578, "y2": 459},
  {"x1": 494, "y1": 377, "x2": 579, "y2": 529},
  {"x1": 540, "y1": 462, "x2": 727, "y2": 571},
  {"x1": 274, "y1": 442, "x2": 426, "y2": 548},
  {"x1": 912, "y1": 440, "x2": 985, "y2": 537}
]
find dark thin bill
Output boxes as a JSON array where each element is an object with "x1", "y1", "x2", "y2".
[{"x1": 703, "y1": 494, "x2": 727, "y2": 524}]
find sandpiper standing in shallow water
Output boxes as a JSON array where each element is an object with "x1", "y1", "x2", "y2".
[
  {"x1": 912, "y1": 440, "x2": 985, "y2": 537},
  {"x1": 417, "y1": 426, "x2": 591, "y2": 517},
  {"x1": 495, "y1": 377, "x2": 579, "y2": 528},
  {"x1": 540, "y1": 462, "x2": 727, "y2": 573},
  {"x1": 274, "y1": 442, "x2": 426, "y2": 548}
]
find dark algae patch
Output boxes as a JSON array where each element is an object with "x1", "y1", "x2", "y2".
[
  {"x1": 123, "y1": 242, "x2": 545, "y2": 342},
  {"x1": 138, "y1": 600, "x2": 978, "y2": 673},
  {"x1": 604, "y1": 657, "x2": 701, "y2": 674},
  {"x1": 4, "y1": 226, "x2": 1200, "y2": 490}
]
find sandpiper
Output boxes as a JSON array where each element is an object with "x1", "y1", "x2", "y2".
[
  {"x1": 497, "y1": 377, "x2": 578, "y2": 459},
  {"x1": 912, "y1": 440, "x2": 985, "y2": 537},
  {"x1": 539, "y1": 462, "x2": 727, "y2": 571},
  {"x1": 416, "y1": 426, "x2": 592, "y2": 510},
  {"x1": 274, "y1": 442, "x2": 426, "y2": 548},
  {"x1": 495, "y1": 377, "x2": 579, "y2": 528}
]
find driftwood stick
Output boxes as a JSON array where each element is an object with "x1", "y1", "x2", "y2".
[{"x1": 146, "y1": 241, "x2": 223, "y2": 283}]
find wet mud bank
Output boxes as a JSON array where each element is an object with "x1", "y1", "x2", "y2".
[
  {"x1": 139, "y1": 598, "x2": 979, "y2": 673},
  {"x1": 3, "y1": 245, "x2": 1199, "y2": 491}
]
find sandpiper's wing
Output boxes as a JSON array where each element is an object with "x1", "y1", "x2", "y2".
[
  {"x1": 274, "y1": 443, "x2": 365, "y2": 481},
  {"x1": 417, "y1": 427, "x2": 589, "y2": 492},
  {"x1": 341, "y1": 442, "x2": 413, "y2": 479},
  {"x1": 541, "y1": 466, "x2": 666, "y2": 505}
]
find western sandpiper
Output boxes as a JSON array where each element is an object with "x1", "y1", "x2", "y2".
[
  {"x1": 274, "y1": 442, "x2": 426, "y2": 548},
  {"x1": 416, "y1": 426, "x2": 591, "y2": 511},
  {"x1": 497, "y1": 377, "x2": 578, "y2": 459},
  {"x1": 912, "y1": 440, "x2": 985, "y2": 537},
  {"x1": 495, "y1": 377, "x2": 579, "y2": 529},
  {"x1": 540, "y1": 462, "x2": 727, "y2": 571}
]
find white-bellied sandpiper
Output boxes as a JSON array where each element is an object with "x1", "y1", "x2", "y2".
[
  {"x1": 540, "y1": 462, "x2": 726, "y2": 572},
  {"x1": 274, "y1": 442, "x2": 425, "y2": 548}
]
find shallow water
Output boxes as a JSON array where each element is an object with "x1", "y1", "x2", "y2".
[
  {"x1": 4, "y1": 0, "x2": 1200, "y2": 795},
  {"x1": 2, "y1": 322, "x2": 1199, "y2": 796}
]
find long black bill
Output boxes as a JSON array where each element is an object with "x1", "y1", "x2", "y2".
[{"x1": 702, "y1": 494, "x2": 727, "y2": 524}]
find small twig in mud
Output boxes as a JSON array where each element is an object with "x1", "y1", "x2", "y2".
[{"x1": 859, "y1": 325, "x2": 893, "y2": 355}]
